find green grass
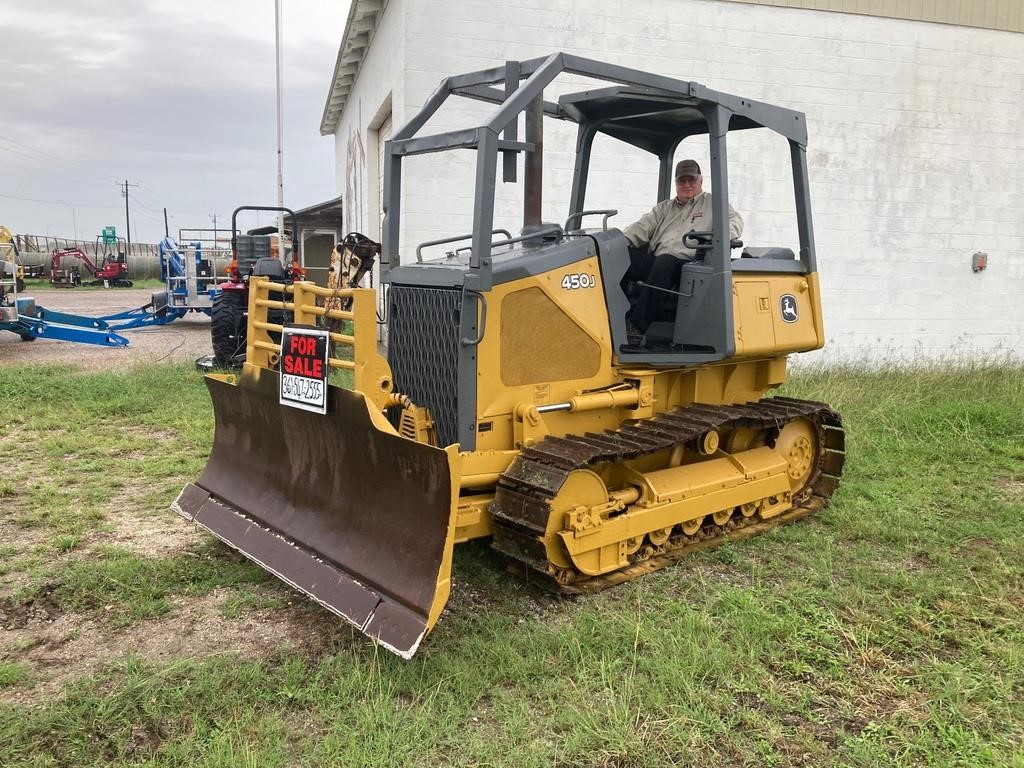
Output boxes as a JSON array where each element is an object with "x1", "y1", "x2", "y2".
[
  {"x1": 23, "y1": 277, "x2": 166, "y2": 290},
  {"x1": 29, "y1": 544, "x2": 271, "y2": 627},
  {"x1": 0, "y1": 361, "x2": 1022, "y2": 766},
  {"x1": 0, "y1": 363, "x2": 211, "y2": 541},
  {"x1": 0, "y1": 662, "x2": 29, "y2": 688}
]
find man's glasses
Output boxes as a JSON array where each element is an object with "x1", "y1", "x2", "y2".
[{"x1": 676, "y1": 177, "x2": 700, "y2": 184}]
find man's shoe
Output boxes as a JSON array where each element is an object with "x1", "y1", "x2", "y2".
[
  {"x1": 626, "y1": 319, "x2": 644, "y2": 345},
  {"x1": 621, "y1": 337, "x2": 679, "y2": 354},
  {"x1": 642, "y1": 338, "x2": 676, "y2": 352}
]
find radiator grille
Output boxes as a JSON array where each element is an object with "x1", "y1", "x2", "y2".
[{"x1": 387, "y1": 285, "x2": 461, "y2": 447}]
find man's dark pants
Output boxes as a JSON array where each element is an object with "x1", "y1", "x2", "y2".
[{"x1": 623, "y1": 246, "x2": 685, "y2": 332}]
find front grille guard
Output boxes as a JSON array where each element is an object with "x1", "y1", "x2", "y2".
[
  {"x1": 245, "y1": 278, "x2": 395, "y2": 412},
  {"x1": 386, "y1": 285, "x2": 462, "y2": 449}
]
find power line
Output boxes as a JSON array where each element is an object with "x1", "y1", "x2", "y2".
[
  {"x1": 0, "y1": 143, "x2": 55, "y2": 166},
  {"x1": 131, "y1": 193, "x2": 164, "y2": 214},
  {"x1": 118, "y1": 180, "x2": 140, "y2": 244},
  {"x1": 0, "y1": 133, "x2": 114, "y2": 185},
  {"x1": 0, "y1": 191, "x2": 122, "y2": 209},
  {"x1": 128, "y1": 205, "x2": 164, "y2": 223},
  {"x1": 0, "y1": 144, "x2": 119, "y2": 191},
  {"x1": 0, "y1": 137, "x2": 183, "y2": 226},
  {"x1": 132, "y1": 185, "x2": 167, "y2": 213}
]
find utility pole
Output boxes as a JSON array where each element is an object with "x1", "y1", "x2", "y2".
[
  {"x1": 163, "y1": 207, "x2": 169, "y2": 238},
  {"x1": 118, "y1": 180, "x2": 139, "y2": 244},
  {"x1": 274, "y1": 0, "x2": 285, "y2": 239}
]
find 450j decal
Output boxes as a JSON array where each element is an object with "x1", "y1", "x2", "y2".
[{"x1": 561, "y1": 273, "x2": 597, "y2": 290}]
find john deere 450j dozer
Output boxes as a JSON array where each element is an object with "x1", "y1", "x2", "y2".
[{"x1": 175, "y1": 53, "x2": 845, "y2": 658}]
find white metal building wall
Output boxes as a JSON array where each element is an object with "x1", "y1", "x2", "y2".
[
  {"x1": 330, "y1": 0, "x2": 1023, "y2": 364},
  {"x1": 332, "y1": 3, "x2": 405, "y2": 241}
]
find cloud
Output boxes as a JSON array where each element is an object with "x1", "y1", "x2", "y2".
[{"x1": 0, "y1": 0, "x2": 348, "y2": 241}]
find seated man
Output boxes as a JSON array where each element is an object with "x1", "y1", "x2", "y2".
[{"x1": 622, "y1": 159, "x2": 743, "y2": 339}]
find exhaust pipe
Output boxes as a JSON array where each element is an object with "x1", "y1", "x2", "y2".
[{"x1": 523, "y1": 95, "x2": 543, "y2": 232}]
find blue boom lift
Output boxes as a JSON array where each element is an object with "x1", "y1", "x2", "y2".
[
  {"x1": 99, "y1": 236, "x2": 223, "y2": 331},
  {"x1": 0, "y1": 253, "x2": 129, "y2": 346}
]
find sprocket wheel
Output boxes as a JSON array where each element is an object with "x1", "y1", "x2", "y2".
[{"x1": 775, "y1": 419, "x2": 818, "y2": 492}]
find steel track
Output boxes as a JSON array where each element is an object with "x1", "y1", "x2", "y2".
[{"x1": 490, "y1": 396, "x2": 845, "y2": 594}]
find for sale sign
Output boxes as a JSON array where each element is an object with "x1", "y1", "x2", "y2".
[{"x1": 279, "y1": 325, "x2": 330, "y2": 414}]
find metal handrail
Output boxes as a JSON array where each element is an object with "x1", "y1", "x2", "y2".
[
  {"x1": 487, "y1": 224, "x2": 562, "y2": 250},
  {"x1": 564, "y1": 209, "x2": 618, "y2": 232},
  {"x1": 415, "y1": 229, "x2": 513, "y2": 262}
]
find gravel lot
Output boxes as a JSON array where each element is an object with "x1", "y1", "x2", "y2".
[{"x1": 1, "y1": 286, "x2": 214, "y2": 371}]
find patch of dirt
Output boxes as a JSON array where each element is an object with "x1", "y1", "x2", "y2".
[
  {"x1": 124, "y1": 723, "x2": 165, "y2": 760},
  {"x1": 443, "y1": 580, "x2": 510, "y2": 619},
  {"x1": 870, "y1": 551, "x2": 933, "y2": 574},
  {"x1": 93, "y1": 485, "x2": 206, "y2": 558},
  {"x1": 0, "y1": 425, "x2": 39, "y2": 517},
  {"x1": 996, "y1": 476, "x2": 1024, "y2": 500},
  {"x1": 0, "y1": 587, "x2": 344, "y2": 706},
  {"x1": 690, "y1": 560, "x2": 757, "y2": 588},
  {"x1": 653, "y1": 560, "x2": 758, "y2": 603},
  {"x1": 812, "y1": 688, "x2": 930, "y2": 738},
  {"x1": 0, "y1": 583, "x2": 62, "y2": 630},
  {"x1": 1, "y1": 496, "x2": 358, "y2": 707},
  {"x1": 955, "y1": 536, "x2": 999, "y2": 556},
  {"x1": 99, "y1": 512, "x2": 206, "y2": 559},
  {"x1": 0, "y1": 519, "x2": 53, "y2": 597},
  {"x1": 0, "y1": 517, "x2": 52, "y2": 554},
  {"x1": 0, "y1": 483, "x2": 205, "y2": 601},
  {"x1": 0, "y1": 423, "x2": 33, "y2": 448},
  {"x1": 0, "y1": 287, "x2": 213, "y2": 371},
  {"x1": 119, "y1": 425, "x2": 185, "y2": 444}
]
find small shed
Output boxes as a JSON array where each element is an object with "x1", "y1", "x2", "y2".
[{"x1": 286, "y1": 197, "x2": 345, "y2": 286}]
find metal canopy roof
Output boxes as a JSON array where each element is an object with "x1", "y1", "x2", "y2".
[
  {"x1": 284, "y1": 196, "x2": 344, "y2": 231},
  {"x1": 558, "y1": 86, "x2": 763, "y2": 155},
  {"x1": 245, "y1": 197, "x2": 344, "y2": 237}
]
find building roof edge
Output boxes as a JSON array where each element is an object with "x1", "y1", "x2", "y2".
[{"x1": 320, "y1": 0, "x2": 386, "y2": 135}]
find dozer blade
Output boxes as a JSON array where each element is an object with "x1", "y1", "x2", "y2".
[{"x1": 173, "y1": 369, "x2": 459, "y2": 659}]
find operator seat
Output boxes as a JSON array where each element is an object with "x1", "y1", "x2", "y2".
[{"x1": 253, "y1": 258, "x2": 287, "y2": 279}]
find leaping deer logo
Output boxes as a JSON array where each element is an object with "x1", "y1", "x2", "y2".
[{"x1": 780, "y1": 294, "x2": 799, "y2": 323}]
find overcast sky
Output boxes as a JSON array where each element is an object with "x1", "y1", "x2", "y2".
[{"x1": 1, "y1": 0, "x2": 350, "y2": 244}]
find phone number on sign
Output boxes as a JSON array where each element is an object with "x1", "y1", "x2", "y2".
[{"x1": 280, "y1": 373, "x2": 325, "y2": 406}]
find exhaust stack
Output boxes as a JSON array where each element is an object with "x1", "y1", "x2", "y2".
[{"x1": 523, "y1": 95, "x2": 543, "y2": 231}]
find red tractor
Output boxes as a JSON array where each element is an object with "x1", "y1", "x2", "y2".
[
  {"x1": 49, "y1": 246, "x2": 133, "y2": 288},
  {"x1": 209, "y1": 206, "x2": 301, "y2": 366},
  {"x1": 208, "y1": 205, "x2": 378, "y2": 367}
]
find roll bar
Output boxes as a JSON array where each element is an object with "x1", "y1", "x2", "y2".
[{"x1": 380, "y1": 52, "x2": 816, "y2": 289}]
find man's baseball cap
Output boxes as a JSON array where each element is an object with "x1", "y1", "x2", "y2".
[{"x1": 674, "y1": 159, "x2": 701, "y2": 178}]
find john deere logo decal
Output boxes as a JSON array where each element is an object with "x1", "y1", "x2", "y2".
[{"x1": 780, "y1": 294, "x2": 798, "y2": 323}]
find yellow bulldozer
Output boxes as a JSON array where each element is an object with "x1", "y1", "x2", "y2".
[{"x1": 175, "y1": 53, "x2": 845, "y2": 658}]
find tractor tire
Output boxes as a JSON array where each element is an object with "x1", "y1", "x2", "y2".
[
  {"x1": 19, "y1": 334, "x2": 36, "y2": 342},
  {"x1": 211, "y1": 291, "x2": 247, "y2": 366}
]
